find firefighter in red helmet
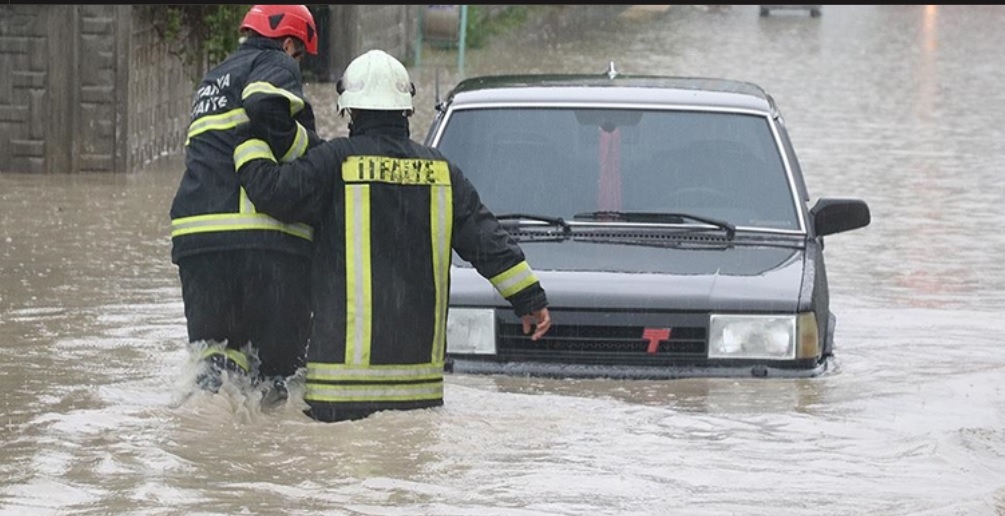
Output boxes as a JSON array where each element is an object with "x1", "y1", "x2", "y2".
[
  {"x1": 240, "y1": 4, "x2": 319, "y2": 57},
  {"x1": 169, "y1": 5, "x2": 324, "y2": 407}
]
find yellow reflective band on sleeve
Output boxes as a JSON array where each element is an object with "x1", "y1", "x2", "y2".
[
  {"x1": 305, "y1": 381, "x2": 443, "y2": 403},
  {"x1": 341, "y1": 156, "x2": 450, "y2": 185},
  {"x1": 430, "y1": 182, "x2": 453, "y2": 363},
  {"x1": 186, "y1": 108, "x2": 249, "y2": 145},
  {"x1": 490, "y1": 260, "x2": 539, "y2": 298},
  {"x1": 279, "y1": 122, "x2": 309, "y2": 162},
  {"x1": 344, "y1": 184, "x2": 373, "y2": 366},
  {"x1": 306, "y1": 362, "x2": 444, "y2": 382},
  {"x1": 234, "y1": 139, "x2": 276, "y2": 170},
  {"x1": 171, "y1": 213, "x2": 313, "y2": 240},
  {"x1": 241, "y1": 81, "x2": 305, "y2": 115}
]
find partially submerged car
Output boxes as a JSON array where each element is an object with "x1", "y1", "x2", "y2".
[{"x1": 425, "y1": 65, "x2": 870, "y2": 379}]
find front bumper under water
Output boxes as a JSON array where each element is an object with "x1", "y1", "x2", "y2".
[{"x1": 445, "y1": 357, "x2": 831, "y2": 380}]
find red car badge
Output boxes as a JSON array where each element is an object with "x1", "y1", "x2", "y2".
[{"x1": 641, "y1": 328, "x2": 672, "y2": 355}]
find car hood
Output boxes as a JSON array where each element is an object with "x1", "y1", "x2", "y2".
[{"x1": 451, "y1": 240, "x2": 806, "y2": 311}]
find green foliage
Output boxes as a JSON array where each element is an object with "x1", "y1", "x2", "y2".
[
  {"x1": 466, "y1": 5, "x2": 534, "y2": 49},
  {"x1": 425, "y1": 6, "x2": 535, "y2": 50},
  {"x1": 136, "y1": 5, "x2": 249, "y2": 80},
  {"x1": 202, "y1": 6, "x2": 247, "y2": 67},
  {"x1": 462, "y1": 6, "x2": 489, "y2": 49}
]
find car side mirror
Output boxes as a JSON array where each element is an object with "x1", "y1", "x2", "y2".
[{"x1": 810, "y1": 198, "x2": 871, "y2": 237}]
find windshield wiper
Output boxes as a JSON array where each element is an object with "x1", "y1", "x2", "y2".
[
  {"x1": 496, "y1": 213, "x2": 572, "y2": 237},
  {"x1": 573, "y1": 211, "x2": 735, "y2": 239}
]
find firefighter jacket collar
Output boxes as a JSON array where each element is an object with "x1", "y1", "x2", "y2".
[
  {"x1": 240, "y1": 35, "x2": 286, "y2": 54},
  {"x1": 348, "y1": 111, "x2": 411, "y2": 139}
]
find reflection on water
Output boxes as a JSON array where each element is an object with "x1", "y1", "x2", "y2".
[
  {"x1": 2, "y1": 5, "x2": 1005, "y2": 515},
  {"x1": 458, "y1": 374, "x2": 831, "y2": 416}
]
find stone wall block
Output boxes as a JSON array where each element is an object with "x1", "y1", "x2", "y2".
[
  {"x1": 0, "y1": 132, "x2": 9, "y2": 170},
  {"x1": 12, "y1": 138, "x2": 43, "y2": 158},
  {"x1": 0, "y1": 106, "x2": 28, "y2": 123},
  {"x1": 13, "y1": 72, "x2": 45, "y2": 89},
  {"x1": 28, "y1": 88, "x2": 44, "y2": 139},
  {"x1": 11, "y1": 154, "x2": 44, "y2": 174},
  {"x1": 0, "y1": 57, "x2": 12, "y2": 102},
  {"x1": 78, "y1": 153, "x2": 111, "y2": 173},
  {"x1": 81, "y1": 17, "x2": 113, "y2": 35},
  {"x1": 27, "y1": 36, "x2": 46, "y2": 73},
  {"x1": 2, "y1": 13, "x2": 37, "y2": 38},
  {"x1": 0, "y1": 37, "x2": 30, "y2": 54},
  {"x1": 81, "y1": 103, "x2": 113, "y2": 151},
  {"x1": 80, "y1": 85, "x2": 114, "y2": 104}
]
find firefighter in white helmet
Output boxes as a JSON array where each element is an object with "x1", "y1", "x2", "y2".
[
  {"x1": 336, "y1": 48, "x2": 417, "y2": 114},
  {"x1": 232, "y1": 49, "x2": 552, "y2": 422}
]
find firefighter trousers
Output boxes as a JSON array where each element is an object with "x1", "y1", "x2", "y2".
[{"x1": 177, "y1": 249, "x2": 311, "y2": 379}]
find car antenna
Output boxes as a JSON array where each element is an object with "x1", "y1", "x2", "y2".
[{"x1": 606, "y1": 61, "x2": 619, "y2": 79}]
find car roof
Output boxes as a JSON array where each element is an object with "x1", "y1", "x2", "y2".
[{"x1": 443, "y1": 72, "x2": 778, "y2": 115}]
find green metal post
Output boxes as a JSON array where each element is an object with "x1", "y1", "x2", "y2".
[
  {"x1": 458, "y1": 5, "x2": 467, "y2": 79},
  {"x1": 414, "y1": 6, "x2": 424, "y2": 67}
]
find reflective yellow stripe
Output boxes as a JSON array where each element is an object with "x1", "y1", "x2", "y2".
[
  {"x1": 199, "y1": 347, "x2": 251, "y2": 373},
  {"x1": 305, "y1": 381, "x2": 443, "y2": 403},
  {"x1": 344, "y1": 183, "x2": 373, "y2": 365},
  {"x1": 233, "y1": 139, "x2": 275, "y2": 215},
  {"x1": 305, "y1": 361, "x2": 444, "y2": 402},
  {"x1": 341, "y1": 156, "x2": 451, "y2": 185},
  {"x1": 430, "y1": 180, "x2": 453, "y2": 363},
  {"x1": 186, "y1": 108, "x2": 249, "y2": 145},
  {"x1": 279, "y1": 122, "x2": 309, "y2": 162},
  {"x1": 234, "y1": 139, "x2": 276, "y2": 170},
  {"x1": 490, "y1": 261, "x2": 539, "y2": 298},
  {"x1": 171, "y1": 213, "x2": 313, "y2": 240},
  {"x1": 239, "y1": 187, "x2": 255, "y2": 213},
  {"x1": 306, "y1": 362, "x2": 443, "y2": 382},
  {"x1": 241, "y1": 81, "x2": 305, "y2": 115}
]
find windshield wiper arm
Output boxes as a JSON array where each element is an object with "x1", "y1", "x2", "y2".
[
  {"x1": 496, "y1": 213, "x2": 572, "y2": 236},
  {"x1": 573, "y1": 211, "x2": 735, "y2": 239}
]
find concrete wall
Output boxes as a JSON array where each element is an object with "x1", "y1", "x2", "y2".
[
  {"x1": 127, "y1": 9, "x2": 192, "y2": 171},
  {"x1": 0, "y1": 5, "x2": 131, "y2": 174}
]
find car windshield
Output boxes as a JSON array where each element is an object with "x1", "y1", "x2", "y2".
[{"x1": 435, "y1": 107, "x2": 800, "y2": 230}]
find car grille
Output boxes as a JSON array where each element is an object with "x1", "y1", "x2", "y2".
[{"x1": 495, "y1": 310, "x2": 709, "y2": 366}]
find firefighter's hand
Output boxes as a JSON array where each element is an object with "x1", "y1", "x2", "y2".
[{"x1": 521, "y1": 307, "x2": 552, "y2": 341}]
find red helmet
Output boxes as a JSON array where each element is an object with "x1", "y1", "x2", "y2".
[{"x1": 240, "y1": 5, "x2": 318, "y2": 55}]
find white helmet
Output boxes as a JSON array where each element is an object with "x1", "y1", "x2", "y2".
[{"x1": 336, "y1": 49, "x2": 415, "y2": 115}]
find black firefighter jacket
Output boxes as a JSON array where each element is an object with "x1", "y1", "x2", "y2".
[
  {"x1": 232, "y1": 112, "x2": 549, "y2": 416},
  {"x1": 170, "y1": 36, "x2": 321, "y2": 264}
]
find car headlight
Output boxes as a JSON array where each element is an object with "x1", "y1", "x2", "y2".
[
  {"x1": 709, "y1": 314, "x2": 799, "y2": 360},
  {"x1": 446, "y1": 308, "x2": 496, "y2": 354}
]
